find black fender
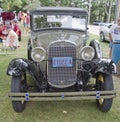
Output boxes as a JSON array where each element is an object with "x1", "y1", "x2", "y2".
[
  {"x1": 89, "y1": 40, "x2": 102, "y2": 59},
  {"x1": 89, "y1": 40, "x2": 116, "y2": 74},
  {"x1": 96, "y1": 59, "x2": 116, "y2": 74},
  {"x1": 81, "y1": 59, "x2": 116, "y2": 76},
  {"x1": 7, "y1": 58, "x2": 47, "y2": 90},
  {"x1": 7, "y1": 58, "x2": 31, "y2": 76}
]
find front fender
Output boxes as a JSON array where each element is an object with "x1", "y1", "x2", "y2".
[
  {"x1": 89, "y1": 40, "x2": 102, "y2": 59},
  {"x1": 81, "y1": 58, "x2": 116, "y2": 75},
  {"x1": 7, "y1": 58, "x2": 31, "y2": 76},
  {"x1": 97, "y1": 58, "x2": 116, "y2": 74},
  {"x1": 7, "y1": 58, "x2": 47, "y2": 90}
]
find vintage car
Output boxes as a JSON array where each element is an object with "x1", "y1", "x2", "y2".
[
  {"x1": 7, "y1": 7, "x2": 116, "y2": 113},
  {"x1": 99, "y1": 23, "x2": 113, "y2": 42}
]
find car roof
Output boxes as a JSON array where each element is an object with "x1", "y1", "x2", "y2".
[{"x1": 30, "y1": 6, "x2": 88, "y2": 15}]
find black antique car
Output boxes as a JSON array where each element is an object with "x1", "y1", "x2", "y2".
[{"x1": 7, "y1": 7, "x2": 116, "y2": 113}]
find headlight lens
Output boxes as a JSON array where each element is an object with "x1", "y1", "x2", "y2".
[
  {"x1": 31, "y1": 47, "x2": 46, "y2": 62},
  {"x1": 80, "y1": 46, "x2": 95, "y2": 61}
]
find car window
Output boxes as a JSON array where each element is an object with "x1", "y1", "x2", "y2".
[{"x1": 32, "y1": 14, "x2": 87, "y2": 31}]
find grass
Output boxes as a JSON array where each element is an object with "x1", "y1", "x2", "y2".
[{"x1": 0, "y1": 30, "x2": 120, "y2": 122}]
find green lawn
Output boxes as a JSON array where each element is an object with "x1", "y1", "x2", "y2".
[{"x1": 0, "y1": 32, "x2": 120, "y2": 122}]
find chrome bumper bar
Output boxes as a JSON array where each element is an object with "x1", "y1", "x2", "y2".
[{"x1": 8, "y1": 90, "x2": 116, "y2": 101}]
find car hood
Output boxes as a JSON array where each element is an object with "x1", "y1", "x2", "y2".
[{"x1": 31, "y1": 29, "x2": 87, "y2": 50}]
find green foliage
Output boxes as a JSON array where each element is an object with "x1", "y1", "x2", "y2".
[
  {"x1": 1, "y1": 0, "x2": 23, "y2": 11},
  {"x1": 23, "y1": 0, "x2": 41, "y2": 10},
  {"x1": 90, "y1": 0, "x2": 116, "y2": 23},
  {"x1": 35, "y1": 16, "x2": 48, "y2": 28},
  {"x1": 40, "y1": 0, "x2": 56, "y2": 6},
  {"x1": 60, "y1": 0, "x2": 70, "y2": 6},
  {"x1": 0, "y1": 0, "x2": 116, "y2": 23}
]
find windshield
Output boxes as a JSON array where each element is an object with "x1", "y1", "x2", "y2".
[{"x1": 32, "y1": 13, "x2": 87, "y2": 31}]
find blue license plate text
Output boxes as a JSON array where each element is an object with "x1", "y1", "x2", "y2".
[{"x1": 52, "y1": 57, "x2": 72, "y2": 67}]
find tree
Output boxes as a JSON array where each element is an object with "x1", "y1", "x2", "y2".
[
  {"x1": 89, "y1": 0, "x2": 115, "y2": 23},
  {"x1": 60, "y1": 0, "x2": 70, "y2": 6},
  {"x1": 90, "y1": 0, "x2": 105, "y2": 22},
  {"x1": 115, "y1": 0, "x2": 120, "y2": 23},
  {"x1": 23, "y1": 0, "x2": 41, "y2": 10},
  {"x1": 1, "y1": 0, "x2": 23, "y2": 11},
  {"x1": 104, "y1": 0, "x2": 115, "y2": 22},
  {"x1": 0, "y1": 0, "x2": 116, "y2": 23},
  {"x1": 40, "y1": 0, "x2": 56, "y2": 6}
]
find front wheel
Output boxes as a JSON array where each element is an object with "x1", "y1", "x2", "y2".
[
  {"x1": 11, "y1": 75, "x2": 27, "y2": 112},
  {"x1": 96, "y1": 73, "x2": 114, "y2": 112},
  {"x1": 100, "y1": 32, "x2": 105, "y2": 42}
]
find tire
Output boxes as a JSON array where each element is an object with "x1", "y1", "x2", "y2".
[
  {"x1": 100, "y1": 32, "x2": 105, "y2": 42},
  {"x1": 11, "y1": 75, "x2": 26, "y2": 112},
  {"x1": 96, "y1": 73, "x2": 114, "y2": 112}
]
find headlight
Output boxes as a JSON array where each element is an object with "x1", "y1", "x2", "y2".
[
  {"x1": 79, "y1": 46, "x2": 95, "y2": 61},
  {"x1": 31, "y1": 47, "x2": 46, "y2": 62}
]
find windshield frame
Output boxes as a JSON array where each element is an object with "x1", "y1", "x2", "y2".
[{"x1": 30, "y1": 7, "x2": 88, "y2": 32}]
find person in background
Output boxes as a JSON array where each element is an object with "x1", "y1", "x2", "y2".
[
  {"x1": 0, "y1": 23, "x2": 7, "y2": 48},
  {"x1": 13, "y1": 11, "x2": 17, "y2": 20},
  {"x1": 21, "y1": 12, "x2": 25, "y2": 25},
  {"x1": 18, "y1": 11, "x2": 22, "y2": 22},
  {"x1": 0, "y1": 23, "x2": 7, "y2": 41},
  {"x1": 26, "y1": 12, "x2": 30, "y2": 33},
  {"x1": 5, "y1": 26, "x2": 19, "y2": 49},
  {"x1": 0, "y1": 23, "x2": 3, "y2": 42},
  {"x1": 12, "y1": 19, "x2": 21, "y2": 41},
  {"x1": 23, "y1": 12, "x2": 30, "y2": 33},
  {"x1": 109, "y1": 17, "x2": 120, "y2": 59}
]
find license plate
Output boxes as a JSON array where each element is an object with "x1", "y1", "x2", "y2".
[{"x1": 52, "y1": 57, "x2": 72, "y2": 67}]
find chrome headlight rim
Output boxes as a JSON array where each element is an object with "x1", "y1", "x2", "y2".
[
  {"x1": 79, "y1": 46, "x2": 95, "y2": 61},
  {"x1": 31, "y1": 47, "x2": 46, "y2": 62}
]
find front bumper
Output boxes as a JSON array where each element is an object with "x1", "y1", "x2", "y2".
[{"x1": 8, "y1": 90, "x2": 116, "y2": 101}]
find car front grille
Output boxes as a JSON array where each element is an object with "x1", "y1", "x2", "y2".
[{"x1": 48, "y1": 41, "x2": 76, "y2": 88}]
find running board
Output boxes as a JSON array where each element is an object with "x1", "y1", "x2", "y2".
[{"x1": 8, "y1": 90, "x2": 116, "y2": 101}]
